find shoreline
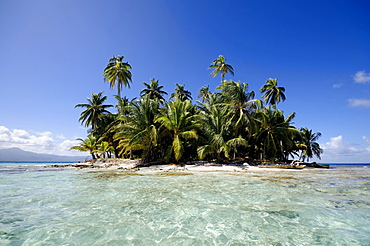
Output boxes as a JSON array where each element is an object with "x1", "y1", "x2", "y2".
[{"x1": 45, "y1": 159, "x2": 314, "y2": 173}]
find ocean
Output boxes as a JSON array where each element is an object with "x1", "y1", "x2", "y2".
[{"x1": 1, "y1": 162, "x2": 369, "y2": 245}]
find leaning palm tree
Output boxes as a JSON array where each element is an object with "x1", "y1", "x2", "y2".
[
  {"x1": 260, "y1": 78, "x2": 286, "y2": 106},
  {"x1": 69, "y1": 134, "x2": 98, "y2": 159},
  {"x1": 140, "y1": 78, "x2": 168, "y2": 103},
  {"x1": 298, "y1": 127, "x2": 323, "y2": 162},
  {"x1": 170, "y1": 83, "x2": 192, "y2": 101},
  {"x1": 75, "y1": 92, "x2": 113, "y2": 130},
  {"x1": 155, "y1": 99, "x2": 198, "y2": 163},
  {"x1": 208, "y1": 55, "x2": 234, "y2": 82},
  {"x1": 103, "y1": 55, "x2": 132, "y2": 98}
]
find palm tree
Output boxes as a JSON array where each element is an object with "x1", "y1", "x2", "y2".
[
  {"x1": 94, "y1": 141, "x2": 114, "y2": 159},
  {"x1": 140, "y1": 78, "x2": 168, "y2": 103},
  {"x1": 208, "y1": 55, "x2": 234, "y2": 82},
  {"x1": 255, "y1": 107, "x2": 299, "y2": 161},
  {"x1": 69, "y1": 134, "x2": 98, "y2": 159},
  {"x1": 75, "y1": 92, "x2": 113, "y2": 130},
  {"x1": 115, "y1": 97, "x2": 160, "y2": 161},
  {"x1": 216, "y1": 80, "x2": 262, "y2": 135},
  {"x1": 155, "y1": 99, "x2": 198, "y2": 162},
  {"x1": 197, "y1": 101, "x2": 248, "y2": 162},
  {"x1": 103, "y1": 55, "x2": 132, "y2": 98},
  {"x1": 298, "y1": 127, "x2": 323, "y2": 162},
  {"x1": 170, "y1": 83, "x2": 192, "y2": 101},
  {"x1": 198, "y1": 85, "x2": 211, "y2": 103},
  {"x1": 114, "y1": 95, "x2": 131, "y2": 118},
  {"x1": 260, "y1": 78, "x2": 286, "y2": 106}
]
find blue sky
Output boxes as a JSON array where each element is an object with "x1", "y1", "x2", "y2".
[{"x1": 0, "y1": 0, "x2": 369, "y2": 162}]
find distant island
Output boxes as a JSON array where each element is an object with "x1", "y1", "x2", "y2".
[{"x1": 0, "y1": 147, "x2": 85, "y2": 162}]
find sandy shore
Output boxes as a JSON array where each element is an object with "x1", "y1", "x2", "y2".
[{"x1": 60, "y1": 159, "x2": 307, "y2": 173}]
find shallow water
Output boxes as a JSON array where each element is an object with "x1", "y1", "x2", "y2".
[{"x1": 1, "y1": 163, "x2": 369, "y2": 245}]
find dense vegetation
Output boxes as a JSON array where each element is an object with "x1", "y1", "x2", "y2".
[{"x1": 71, "y1": 55, "x2": 323, "y2": 164}]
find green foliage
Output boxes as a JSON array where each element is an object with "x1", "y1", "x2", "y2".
[
  {"x1": 75, "y1": 92, "x2": 113, "y2": 130},
  {"x1": 170, "y1": 83, "x2": 192, "y2": 101},
  {"x1": 140, "y1": 78, "x2": 167, "y2": 103},
  {"x1": 260, "y1": 78, "x2": 286, "y2": 106},
  {"x1": 103, "y1": 55, "x2": 132, "y2": 98},
  {"x1": 209, "y1": 55, "x2": 234, "y2": 82},
  {"x1": 73, "y1": 55, "x2": 323, "y2": 163}
]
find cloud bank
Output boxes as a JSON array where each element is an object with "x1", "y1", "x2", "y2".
[
  {"x1": 317, "y1": 135, "x2": 370, "y2": 163},
  {"x1": 0, "y1": 126, "x2": 85, "y2": 156}
]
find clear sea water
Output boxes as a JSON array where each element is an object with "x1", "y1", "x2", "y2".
[{"x1": 1, "y1": 162, "x2": 369, "y2": 245}]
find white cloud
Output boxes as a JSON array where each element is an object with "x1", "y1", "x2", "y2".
[
  {"x1": 318, "y1": 135, "x2": 370, "y2": 163},
  {"x1": 363, "y1": 136, "x2": 370, "y2": 145},
  {"x1": 0, "y1": 126, "x2": 85, "y2": 156},
  {"x1": 353, "y1": 70, "x2": 370, "y2": 83},
  {"x1": 348, "y1": 99, "x2": 370, "y2": 108},
  {"x1": 59, "y1": 139, "x2": 78, "y2": 152},
  {"x1": 56, "y1": 134, "x2": 66, "y2": 139},
  {"x1": 36, "y1": 131, "x2": 52, "y2": 137},
  {"x1": 0, "y1": 126, "x2": 11, "y2": 142},
  {"x1": 332, "y1": 83, "x2": 343, "y2": 88}
]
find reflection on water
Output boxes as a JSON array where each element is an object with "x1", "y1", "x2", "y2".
[{"x1": 0, "y1": 164, "x2": 369, "y2": 245}]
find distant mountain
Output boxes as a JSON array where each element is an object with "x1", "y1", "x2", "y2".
[{"x1": 0, "y1": 147, "x2": 86, "y2": 162}]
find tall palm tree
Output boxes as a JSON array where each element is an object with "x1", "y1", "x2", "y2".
[
  {"x1": 103, "y1": 55, "x2": 132, "y2": 98},
  {"x1": 170, "y1": 83, "x2": 192, "y2": 101},
  {"x1": 69, "y1": 134, "x2": 98, "y2": 159},
  {"x1": 260, "y1": 78, "x2": 286, "y2": 106},
  {"x1": 155, "y1": 99, "x2": 198, "y2": 162},
  {"x1": 140, "y1": 78, "x2": 168, "y2": 103},
  {"x1": 208, "y1": 55, "x2": 234, "y2": 82},
  {"x1": 298, "y1": 127, "x2": 323, "y2": 162},
  {"x1": 75, "y1": 92, "x2": 113, "y2": 130}
]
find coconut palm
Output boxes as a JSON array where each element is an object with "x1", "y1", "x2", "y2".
[
  {"x1": 197, "y1": 101, "x2": 248, "y2": 162},
  {"x1": 140, "y1": 78, "x2": 168, "y2": 103},
  {"x1": 94, "y1": 141, "x2": 114, "y2": 159},
  {"x1": 170, "y1": 83, "x2": 192, "y2": 101},
  {"x1": 216, "y1": 80, "x2": 262, "y2": 135},
  {"x1": 70, "y1": 134, "x2": 98, "y2": 159},
  {"x1": 298, "y1": 127, "x2": 323, "y2": 162},
  {"x1": 115, "y1": 97, "x2": 160, "y2": 162},
  {"x1": 155, "y1": 99, "x2": 198, "y2": 162},
  {"x1": 260, "y1": 78, "x2": 286, "y2": 106},
  {"x1": 114, "y1": 95, "x2": 131, "y2": 118},
  {"x1": 255, "y1": 107, "x2": 299, "y2": 161},
  {"x1": 208, "y1": 55, "x2": 234, "y2": 82},
  {"x1": 198, "y1": 85, "x2": 211, "y2": 103},
  {"x1": 103, "y1": 55, "x2": 132, "y2": 98},
  {"x1": 75, "y1": 92, "x2": 113, "y2": 130}
]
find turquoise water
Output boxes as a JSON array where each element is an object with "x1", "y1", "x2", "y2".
[{"x1": 1, "y1": 163, "x2": 369, "y2": 245}]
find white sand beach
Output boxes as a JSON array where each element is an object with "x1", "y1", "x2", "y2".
[{"x1": 71, "y1": 159, "x2": 307, "y2": 173}]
